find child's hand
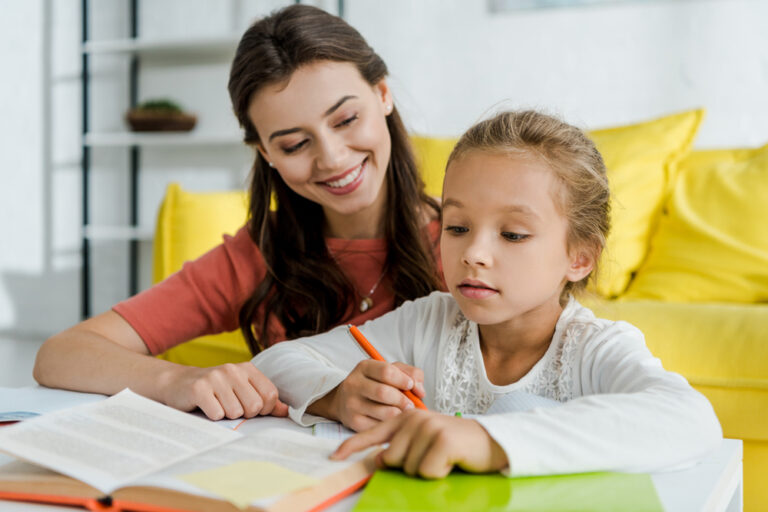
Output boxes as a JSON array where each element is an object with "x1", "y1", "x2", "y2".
[
  {"x1": 331, "y1": 410, "x2": 508, "y2": 479},
  {"x1": 160, "y1": 362, "x2": 289, "y2": 420},
  {"x1": 310, "y1": 360, "x2": 426, "y2": 432}
]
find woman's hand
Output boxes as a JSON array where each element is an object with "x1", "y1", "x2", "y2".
[
  {"x1": 160, "y1": 362, "x2": 289, "y2": 420},
  {"x1": 331, "y1": 410, "x2": 508, "y2": 479},
  {"x1": 308, "y1": 360, "x2": 426, "y2": 432}
]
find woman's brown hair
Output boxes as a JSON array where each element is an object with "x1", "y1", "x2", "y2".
[
  {"x1": 447, "y1": 110, "x2": 611, "y2": 303},
  {"x1": 228, "y1": 5, "x2": 441, "y2": 353}
]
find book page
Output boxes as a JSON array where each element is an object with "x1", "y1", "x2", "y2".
[
  {"x1": 231, "y1": 415, "x2": 310, "y2": 436},
  {"x1": 312, "y1": 421, "x2": 356, "y2": 441},
  {"x1": 127, "y1": 428, "x2": 371, "y2": 507},
  {"x1": 0, "y1": 389, "x2": 241, "y2": 493}
]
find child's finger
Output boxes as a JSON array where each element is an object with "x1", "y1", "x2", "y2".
[
  {"x1": 362, "y1": 360, "x2": 415, "y2": 392},
  {"x1": 358, "y1": 377, "x2": 414, "y2": 411},
  {"x1": 331, "y1": 415, "x2": 403, "y2": 460},
  {"x1": 392, "y1": 363, "x2": 426, "y2": 398},
  {"x1": 360, "y1": 400, "x2": 407, "y2": 422},
  {"x1": 401, "y1": 429, "x2": 437, "y2": 475},
  {"x1": 416, "y1": 438, "x2": 454, "y2": 479},
  {"x1": 380, "y1": 411, "x2": 428, "y2": 471},
  {"x1": 346, "y1": 414, "x2": 380, "y2": 433}
]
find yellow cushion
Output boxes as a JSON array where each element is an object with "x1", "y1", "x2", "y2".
[
  {"x1": 586, "y1": 299, "x2": 768, "y2": 399},
  {"x1": 589, "y1": 110, "x2": 704, "y2": 298},
  {"x1": 153, "y1": 183, "x2": 252, "y2": 367},
  {"x1": 153, "y1": 183, "x2": 249, "y2": 282},
  {"x1": 410, "y1": 135, "x2": 458, "y2": 198},
  {"x1": 624, "y1": 144, "x2": 768, "y2": 302}
]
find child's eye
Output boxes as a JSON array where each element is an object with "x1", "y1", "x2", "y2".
[
  {"x1": 336, "y1": 114, "x2": 358, "y2": 128},
  {"x1": 444, "y1": 225, "x2": 468, "y2": 235},
  {"x1": 502, "y1": 232, "x2": 529, "y2": 242},
  {"x1": 282, "y1": 140, "x2": 308, "y2": 154}
]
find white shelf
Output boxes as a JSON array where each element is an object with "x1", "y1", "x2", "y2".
[
  {"x1": 84, "y1": 131, "x2": 243, "y2": 147},
  {"x1": 83, "y1": 225, "x2": 154, "y2": 242},
  {"x1": 83, "y1": 35, "x2": 240, "y2": 57}
]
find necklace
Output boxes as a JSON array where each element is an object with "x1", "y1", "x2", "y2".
[{"x1": 358, "y1": 268, "x2": 387, "y2": 312}]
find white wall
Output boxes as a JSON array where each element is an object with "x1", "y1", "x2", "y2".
[
  {"x1": 0, "y1": 1, "x2": 46, "y2": 330},
  {"x1": 350, "y1": 0, "x2": 768, "y2": 147},
  {"x1": 1, "y1": 0, "x2": 767, "y2": 337}
]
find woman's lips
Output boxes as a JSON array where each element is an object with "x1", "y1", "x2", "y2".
[{"x1": 320, "y1": 158, "x2": 367, "y2": 195}]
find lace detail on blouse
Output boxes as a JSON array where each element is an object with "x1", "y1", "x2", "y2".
[
  {"x1": 434, "y1": 307, "x2": 589, "y2": 412},
  {"x1": 434, "y1": 311, "x2": 494, "y2": 415},
  {"x1": 526, "y1": 322, "x2": 585, "y2": 402}
]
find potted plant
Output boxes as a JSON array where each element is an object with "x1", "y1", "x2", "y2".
[{"x1": 125, "y1": 99, "x2": 197, "y2": 132}]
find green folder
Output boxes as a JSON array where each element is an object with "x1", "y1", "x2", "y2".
[{"x1": 353, "y1": 469, "x2": 663, "y2": 512}]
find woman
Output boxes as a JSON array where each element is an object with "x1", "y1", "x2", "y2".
[{"x1": 33, "y1": 5, "x2": 442, "y2": 421}]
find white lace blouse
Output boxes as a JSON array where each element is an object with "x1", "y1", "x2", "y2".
[{"x1": 252, "y1": 291, "x2": 721, "y2": 476}]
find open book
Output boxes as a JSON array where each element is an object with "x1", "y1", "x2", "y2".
[{"x1": 0, "y1": 389, "x2": 376, "y2": 512}]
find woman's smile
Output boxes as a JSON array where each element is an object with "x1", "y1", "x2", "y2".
[{"x1": 319, "y1": 157, "x2": 367, "y2": 195}]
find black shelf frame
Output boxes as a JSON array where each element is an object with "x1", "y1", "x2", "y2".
[
  {"x1": 81, "y1": 0, "x2": 141, "y2": 319},
  {"x1": 80, "y1": 0, "x2": 90, "y2": 319}
]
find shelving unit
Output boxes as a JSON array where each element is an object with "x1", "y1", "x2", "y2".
[
  {"x1": 82, "y1": 225, "x2": 155, "y2": 242},
  {"x1": 83, "y1": 35, "x2": 240, "y2": 57},
  {"x1": 84, "y1": 131, "x2": 243, "y2": 148},
  {"x1": 80, "y1": 0, "x2": 243, "y2": 318}
]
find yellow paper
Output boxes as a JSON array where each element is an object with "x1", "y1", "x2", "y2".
[{"x1": 179, "y1": 460, "x2": 320, "y2": 509}]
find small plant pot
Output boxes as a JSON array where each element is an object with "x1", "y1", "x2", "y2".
[{"x1": 125, "y1": 110, "x2": 197, "y2": 132}]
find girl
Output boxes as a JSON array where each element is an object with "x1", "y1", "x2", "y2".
[
  {"x1": 33, "y1": 6, "x2": 442, "y2": 422},
  {"x1": 251, "y1": 110, "x2": 721, "y2": 478}
]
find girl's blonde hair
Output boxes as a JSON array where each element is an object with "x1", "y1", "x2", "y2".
[{"x1": 446, "y1": 110, "x2": 610, "y2": 301}]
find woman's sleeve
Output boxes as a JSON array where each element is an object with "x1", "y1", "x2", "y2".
[
  {"x1": 112, "y1": 225, "x2": 266, "y2": 355},
  {"x1": 251, "y1": 293, "x2": 446, "y2": 426},
  {"x1": 474, "y1": 321, "x2": 723, "y2": 476}
]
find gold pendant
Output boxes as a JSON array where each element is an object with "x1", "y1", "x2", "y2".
[{"x1": 360, "y1": 297, "x2": 374, "y2": 312}]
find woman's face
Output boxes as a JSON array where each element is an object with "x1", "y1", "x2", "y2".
[{"x1": 248, "y1": 61, "x2": 393, "y2": 233}]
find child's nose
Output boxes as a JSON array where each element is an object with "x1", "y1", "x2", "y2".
[{"x1": 462, "y1": 236, "x2": 491, "y2": 267}]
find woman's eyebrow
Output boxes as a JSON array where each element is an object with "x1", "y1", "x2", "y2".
[
  {"x1": 269, "y1": 127, "x2": 301, "y2": 141},
  {"x1": 324, "y1": 95, "x2": 356, "y2": 116},
  {"x1": 268, "y1": 95, "x2": 358, "y2": 142}
]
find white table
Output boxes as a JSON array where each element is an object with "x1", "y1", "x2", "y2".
[{"x1": 0, "y1": 387, "x2": 743, "y2": 512}]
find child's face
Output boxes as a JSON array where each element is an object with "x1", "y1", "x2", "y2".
[{"x1": 440, "y1": 150, "x2": 591, "y2": 328}]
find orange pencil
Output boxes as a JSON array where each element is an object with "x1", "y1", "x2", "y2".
[{"x1": 347, "y1": 324, "x2": 428, "y2": 410}]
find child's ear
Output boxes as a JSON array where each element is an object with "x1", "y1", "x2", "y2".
[{"x1": 566, "y1": 249, "x2": 594, "y2": 283}]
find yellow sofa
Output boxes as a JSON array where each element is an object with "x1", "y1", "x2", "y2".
[{"x1": 153, "y1": 111, "x2": 766, "y2": 511}]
